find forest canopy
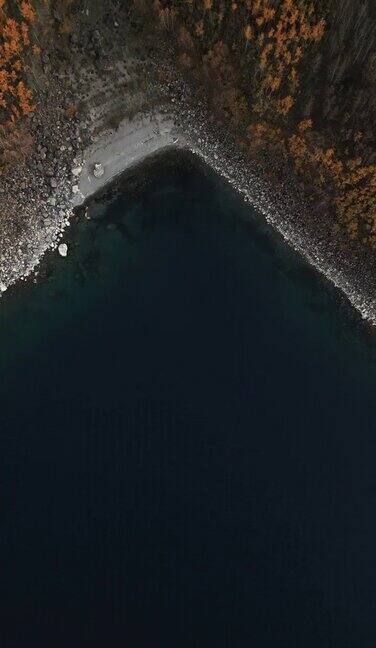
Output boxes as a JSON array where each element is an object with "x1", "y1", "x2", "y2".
[{"x1": 137, "y1": 0, "x2": 376, "y2": 247}]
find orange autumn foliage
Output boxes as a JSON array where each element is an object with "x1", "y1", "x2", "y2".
[
  {"x1": 246, "y1": 0, "x2": 326, "y2": 118},
  {"x1": 0, "y1": 0, "x2": 36, "y2": 124},
  {"x1": 286, "y1": 130, "x2": 376, "y2": 243},
  {"x1": 20, "y1": 1, "x2": 35, "y2": 23}
]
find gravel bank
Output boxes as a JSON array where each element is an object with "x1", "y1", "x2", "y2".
[{"x1": 72, "y1": 112, "x2": 183, "y2": 208}]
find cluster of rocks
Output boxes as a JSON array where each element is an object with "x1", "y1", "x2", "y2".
[
  {"x1": 0, "y1": 96, "x2": 82, "y2": 291},
  {"x1": 0, "y1": 2, "x2": 137, "y2": 294}
]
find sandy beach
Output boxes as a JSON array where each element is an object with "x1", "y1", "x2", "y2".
[{"x1": 72, "y1": 112, "x2": 184, "y2": 208}]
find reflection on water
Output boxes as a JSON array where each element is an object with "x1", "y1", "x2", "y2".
[{"x1": 0, "y1": 152, "x2": 376, "y2": 647}]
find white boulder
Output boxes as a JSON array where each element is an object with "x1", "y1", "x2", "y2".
[
  {"x1": 58, "y1": 243, "x2": 68, "y2": 258},
  {"x1": 93, "y1": 162, "x2": 104, "y2": 178}
]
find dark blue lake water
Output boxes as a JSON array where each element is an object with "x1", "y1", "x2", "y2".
[{"x1": 1, "y1": 153, "x2": 376, "y2": 647}]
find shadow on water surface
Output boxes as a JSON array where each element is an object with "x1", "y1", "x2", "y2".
[{"x1": 0, "y1": 150, "x2": 376, "y2": 647}]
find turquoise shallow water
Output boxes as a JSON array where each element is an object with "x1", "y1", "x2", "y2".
[{"x1": 1, "y1": 152, "x2": 376, "y2": 647}]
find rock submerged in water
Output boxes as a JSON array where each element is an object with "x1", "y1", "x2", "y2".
[
  {"x1": 93, "y1": 162, "x2": 104, "y2": 178},
  {"x1": 58, "y1": 243, "x2": 68, "y2": 257}
]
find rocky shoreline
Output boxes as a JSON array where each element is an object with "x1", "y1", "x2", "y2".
[
  {"x1": 2, "y1": 92, "x2": 376, "y2": 327},
  {"x1": 177, "y1": 106, "x2": 376, "y2": 327},
  {"x1": 1, "y1": 9, "x2": 375, "y2": 327},
  {"x1": 73, "y1": 90, "x2": 376, "y2": 327}
]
